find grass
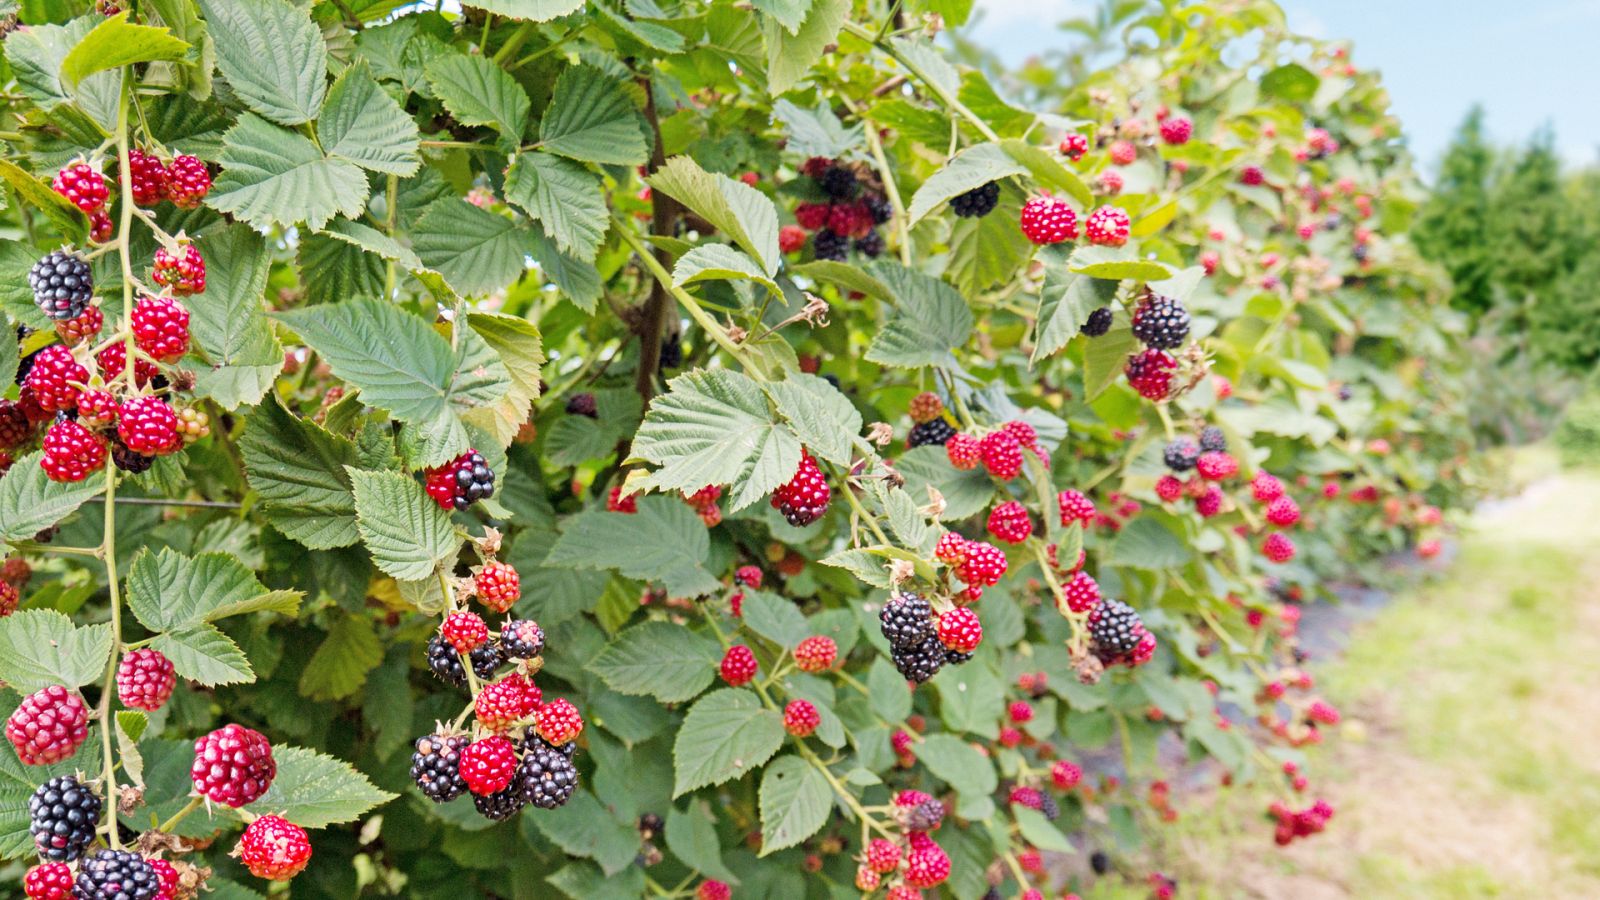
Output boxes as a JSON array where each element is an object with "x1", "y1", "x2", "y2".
[{"x1": 1154, "y1": 447, "x2": 1600, "y2": 899}]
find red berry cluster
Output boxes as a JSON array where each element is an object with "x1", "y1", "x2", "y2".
[
  {"x1": 770, "y1": 449, "x2": 831, "y2": 527},
  {"x1": 681, "y1": 484, "x2": 723, "y2": 526},
  {"x1": 853, "y1": 792, "x2": 952, "y2": 892},
  {"x1": 151, "y1": 243, "x2": 207, "y2": 295},
  {"x1": 787, "y1": 157, "x2": 892, "y2": 261}
]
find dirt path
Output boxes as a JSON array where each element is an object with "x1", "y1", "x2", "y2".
[{"x1": 1164, "y1": 460, "x2": 1600, "y2": 899}]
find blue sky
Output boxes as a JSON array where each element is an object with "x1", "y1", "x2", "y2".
[{"x1": 962, "y1": 0, "x2": 1600, "y2": 173}]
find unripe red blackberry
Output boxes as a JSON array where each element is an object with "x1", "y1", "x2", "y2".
[
  {"x1": 500, "y1": 619, "x2": 545, "y2": 659},
  {"x1": 904, "y1": 841, "x2": 951, "y2": 888},
  {"x1": 0, "y1": 400, "x2": 30, "y2": 450},
  {"x1": 794, "y1": 202, "x2": 829, "y2": 231},
  {"x1": 934, "y1": 531, "x2": 969, "y2": 565},
  {"x1": 1098, "y1": 169, "x2": 1124, "y2": 195},
  {"x1": 74, "y1": 849, "x2": 160, "y2": 899},
  {"x1": 24, "y1": 861, "x2": 74, "y2": 899},
  {"x1": 0, "y1": 580, "x2": 18, "y2": 617},
  {"x1": 864, "y1": 837, "x2": 901, "y2": 873},
  {"x1": 40, "y1": 420, "x2": 107, "y2": 483},
  {"x1": 1263, "y1": 532, "x2": 1296, "y2": 563},
  {"x1": 606, "y1": 485, "x2": 637, "y2": 513},
  {"x1": 1155, "y1": 474, "x2": 1184, "y2": 502},
  {"x1": 96, "y1": 342, "x2": 159, "y2": 387},
  {"x1": 1051, "y1": 759, "x2": 1083, "y2": 790},
  {"x1": 1019, "y1": 196, "x2": 1079, "y2": 245},
  {"x1": 130, "y1": 295, "x2": 191, "y2": 362},
  {"x1": 1239, "y1": 165, "x2": 1265, "y2": 186},
  {"x1": 1059, "y1": 133, "x2": 1090, "y2": 161},
  {"x1": 151, "y1": 244, "x2": 206, "y2": 295},
  {"x1": 1085, "y1": 205, "x2": 1131, "y2": 247},
  {"x1": 424, "y1": 448, "x2": 496, "y2": 511},
  {"x1": 978, "y1": 430, "x2": 1023, "y2": 480},
  {"x1": 440, "y1": 610, "x2": 489, "y2": 653},
  {"x1": 1131, "y1": 293, "x2": 1190, "y2": 350},
  {"x1": 1009, "y1": 785, "x2": 1044, "y2": 809},
  {"x1": 1195, "y1": 450, "x2": 1238, "y2": 481},
  {"x1": 986, "y1": 500, "x2": 1032, "y2": 543},
  {"x1": 779, "y1": 224, "x2": 807, "y2": 253},
  {"x1": 1001, "y1": 419, "x2": 1039, "y2": 453},
  {"x1": 855, "y1": 866, "x2": 881, "y2": 891},
  {"x1": 1081, "y1": 306, "x2": 1114, "y2": 336},
  {"x1": 734, "y1": 565, "x2": 762, "y2": 589},
  {"x1": 473, "y1": 560, "x2": 520, "y2": 613},
  {"x1": 1057, "y1": 489, "x2": 1096, "y2": 527},
  {"x1": 29, "y1": 251, "x2": 94, "y2": 321},
  {"x1": 936, "y1": 607, "x2": 982, "y2": 653},
  {"x1": 783, "y1": 699, "x2": 820, "y2": 737},
  {"x1": 1063, "y1": 570, "x2": 1101, "y2": 613},
  {"x1": 475, "y1": 675, "x2": 538, "y2": 733},
  {"x1": 164, "y1": 155, "x2": 211, "y2": 209},
  {"x1": 1109, "y1": 139, "x2": 1138, "y2": 165},
  {"x1": 125, "y1": 148, "x2": 168, "y2": 206},
  {"x1": 25, "y1": 346, "x2": 88, "y2": 413},
  {"x1": 1159, "y1": 116, "x2": 1193, "y2": 145},
  {"x1": 1195, "y1": 484, "x2": 1223, "y2": 517},
  {"x1": 54, "y1": 306, "x2": 103, "y2": 346},
  {"x1": 51, "y1": 161, "x2": 108, "y2": 213},
  {"x1": 116, "y1": 647, "x2": 176, "y2": 711},
  {"x1": 950, "y1": 181, "x2": 1000, "y2": 218},
  {"x1": 88, "y1": 209, "x2": 114, "y2": 244},
  {"x1": 956, "y1": 541, "x2": 1006, "y2": 587},
  {"x1": 535, "y1": 697, "x2": 584, "y2": 746},
  {"x1": 944, "y1": 432, "x2": 980, "y2": 470},
  {"x1": 908, "y1": 391, "x2": 944, "y2": 424},
  {"x1": 410, "y1": 732, "x2": 469, "y2": 802},
  {"x1": 237, "y1": 814, "x2": 312, "y2": 881},
  {"x1": 696, "y1": 880, "x2": 732, "y2": 900},
  {"x1": 29, "y1": 774, "x2": 101, "y2": 861},
  {"x1": 794, "y1": 635, "x2": 838, "y2": 672},
  {"x1": 1266, "y1": 495, "x2": 1301, "y2": 527},
  {"x1": 117, "y1": 395, "x2": 180, "y2": 455},
  {"x1": 1124, "y1": 348, "x2": 1178, "y2": 400},
  {"x1": 564, "y1": 392, "x2": 598, "y2": 418},
  {"x1": 191, "y1": 723, "x2": 276, "y2": 806},
  {"x1": 460, "y1": 734, "x2": 517, "y2": 795},
  {"x1": 770, "y1": 449, "x2": 830, "y2": 526},
  {"x1": 516, "y1": 736, "x2": 578, "y2": 809},
  {"x1": 719, "y1": 645, "x2": 758, "y2": 686}
]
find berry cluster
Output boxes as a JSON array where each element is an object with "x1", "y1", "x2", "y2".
[
  {"x1": 879, "y1": 591, "x2": 974, "y2": 684},
  {"x1": 423, "y1": 449, "x2": 496, "y2": 511},
  {"x1": 770, "y1": 449, "x2": 831, "y2": 527},
  {"x1": 788, "y1": 157, "x2": 893, "y2": 260},
  {"x1": 853, "y1": 792, "x2": 952, "y2": 892}
]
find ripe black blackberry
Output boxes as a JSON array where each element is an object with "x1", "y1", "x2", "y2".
[
  {"x1": 1091, "y1": 850, "x2": 1111, "y2": 874},
  {"x1": 944, "y1": 648, "x2": 974, "y2": 666},
  {"x1": 1199, "y1": 425, "x2": 1227, "y2": 452},
  {"x1": 500, "y1": 619, "x2": 545, "y2": 659},
  {"x1": 1039, "y1": 793, "x2": 1061, "y2": 821},
  {"x1": 1081, "y1": 306, "x2": 1114, "y2": 337},
  {"x1": 565, "y1": 392, "x2": 598, "y2": 418},
  {"x1": 865, "y1": 195, "x2": 892, "y2": 225},
  {"x1": 949, "y1": 181, "x2": 1000, "y2": 218},
  {"x1": 639, "y1": 812, "x2": 664, "y2": 836},
  {"x1": 474, "y1": 785, "x2": 526, "y2": 820},
  {"x1": 659, "y1": 333, "x2": 682, "y2": 369},
  {"x1": 75, "y1": 848, "x2": 160, "y2": 899},
  {"x1": 29, "y1": 774, "x2": 101, "y2": 861},
  {"x1": 854, "y1": 229, "x2": 885, "y2": 258},
  {"x1": 904, "y1": 797, "x2": 945, "y2": 831},
  {"x1": 812, "y1": 228, "x2": 848, "y2": 261},
  {"x1": 425, "y1": 635, "x2": 503, "y2": 687},
  {"x1": 411, "y1": 732, "x2": 469, "y2": 802},
  {"x1": 1088, "y1": 598, "x2": 1145, "y2": 658},
  {"x1": 28, "y1": 250, "x2": 93, "y2": 321},
  {"x1": 111, "y1": 439, "x2": 154, "y2": 474},
  {"x1": 890, "y1": 635, "x2": 946, "y2": 684},
  {"x1": 517, "y1": 737, "x2": 579, "y2": 809},
  {"x1": 879, "y1": 592, "x2": 933, "y2": 648},
  {"x1": 819, "y1": 164, "x2": 857, "y2": 200},
  {"x1": 1353, "y1": 244, "x2": 1369, "y2": 263},
  {"x1": 1162, "y1": 438, "x2": 1200, "y2": 472},
  {"x1": 907, "y1": 419, "x2": 956, "y2": 448},
  {"x1": 1131, "y1": 294, "x2": 1190, "y2": 350}
]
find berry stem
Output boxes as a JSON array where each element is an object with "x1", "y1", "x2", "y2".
[
  {"x1": 838, "y1": 478, "x2": 891, "y2": 547},
  {"x1": 611, "y1": 217, "x2": 750, "y2": 365},
  {"x1": 797, "y1": 741, "x2": 900, "y2": 842},
  {"x1": 157, "y1": 795, "x2": 205, "y2": 834},
  {"x1": 842, "y1": 21, "x2": 1001, "y2": 143},
  {"x1": 1000, "y1": 850, "x2": 1033, "y2": 892},
  {"x1": 439, "y1": 567, "x2": 482, "y2": 697}
]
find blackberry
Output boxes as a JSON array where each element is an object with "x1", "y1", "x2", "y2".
[
  {"x1": 983, "y1": 890, "x2": 1002, "y2": 900},
  {"x1": 29, "y1": 251, "x2": 93, "y2": 321},
  {"x1": 949, "y1": 181, "x2": 1000, "y2": 218},
  {"x1": 907, "y1": 419, "x2": 956, "y2": 448},
  {"x1": 110, "y1": 439, "x2": 155, "y2": 474},
  {"x1": 1131, "y1": 294, "x2": 1190, "y2": 350},
  {"x1": 819, "y1": 165, "x2": 857, "y2": 200},
  {"x1": 425, "y1": 635, "x2": 502, "y2": 687},
  {"x1": 890, "y1": 635, "x2": 946, "y2": 684},
  {"x1": 640, "y1": 812, "x2": 664, "y2": 836},
  {"x1": 1162, "y1": 438, "x2": 1200, "y2": 472},
  {"x1": 500, "y1": 619, "x2": 545, "y2": 659},
  {"x1": 879, "y1": 592, "x2": 933, "y2": 648},
  {"x1": 904, "y1": 798, "x2": 945, "y2": 831},
  {"x1": 943, "y1": 649, "x2": 974, "y2": 665},
  {"x1": 865, "y1": 195, "x2": 893, "y2": 225},
  {"x1": 1088, "y1": 598, "x2": 1144, "y2": 658},
  {"x1": 1081, "y1": 306, "x2": 1114, "y2": 337},
  {"x1": 1353, "y1": 244, "x2": 1369, "y2": 263},
  {"x1": 1091, "y1": 850, "x2": 1111, "y2": 874},
  {"x1": 411, "y1": 732, "x2": 469, "y2": 802},
  {"x1": 473, "y1": 785, "x2": 526, "y2": 820},
  {"x1": 517, "y1": 737, "x2": 579, "y2": 809},
  {"x1": 565, "y1": 393, "x2": 598, "y2": 418},
  {"x1": 812, "y1": 228, "x2": 848, "y2": 261},
  {"x1": 29, "y1": 775, "x2": 101, "y2": 862},
  {"x1": 854, "y1": 229, "x2": 885, "y2": 258},
  {"x1": 74, "y1": 849, "x2": 160, "y2": 899},
  {"x1": 659, "y1": 334, "x2": 682, "y2": 369},
  {"x1": 1199, "y1": 425, "x2": 1227, "y2": 452},
  {"x1": 1040, "y1": 793, "x2": 1061, "y2": 821},
  {"x1": 425, "y1": 449, "x2": 496, "y2": 511}
]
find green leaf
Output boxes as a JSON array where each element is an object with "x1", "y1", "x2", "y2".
[
  {"x1": 115, "y1": 711, "x2": 147, "y2": 787},
  {"x1": 463, "y1": 0, "x2": 587, "y2": 22},
  {"x1": 319, "y1": 218, "x2": 424, "y2": 271},
  {"x1": 183, "y1": 225, "x2": 282, "y2": 409},
  {"x1": 916, "y1": 732, "x2": 998, "y2": 800},
  {"x1": 765, "y1": 0, "x2": 850, "y2": 95},
  {"x1": 588, "y1": 621, "x2": 721, "y2": 704},
  {"x1": 5, "y1": 21, "x2": 82, "y2": 110},
  {"x1": 753, "y1": 0, "x2": 814, "y2": 34},
  {"x1": 318, "y1": 60, "x2": 421, "y2": 176},
  {"x1": 298, "y1": 612, "x2": 383, "y2": 701},
  {"x1": 649, "y1": 156, "x2": 780, "y2": 277},
  {"x1": 153, "y1": 624, "x2": 253, "y2": 686},
  {"x1": 1068, "y1": 245, "x2": 1174, "y2": 281},
  {"x1": 789, "y1": 260, "x2": 892, "y2": 301},
  {"x1": 0, "y1": 159, "x2": 86, "y2": 240},
  {"x1": 771, "y1": 99, "x2": 861, "y2": 159},
  {"x1": 529, "y1": 789, "x2": 640, "y2": 875},
  {"x1": 907, "y1": 142, "x2": 1026, "y2": 225},
  {"x1": 546, "y1": 497, "x2": 721, "y2": 598},
  {"x1": 863, "y1": 262, "x2": 975, "y2": 368},
  {"x1": 412, "y1": 200, "x2": 534, "y2": 297},
  {"x1": 672, "y1": 689, "x2": 785, "y2": 796},
  {"x1": 462, "y1": 312, "x2": 544, "y2": 447},
  {"x1": 0, "y1": 452, "x2": 106, "y2": 544},
  {"x1": 867, "y1": 657, "x2": 912, "y2": 722},
  {"x1": 538, "y1": 65, "x2": 648, "y2": 166},
  {"x1": 60, "y1": 13, "x2": 188, "y2": 88},
  {"x1": 0, "y1": 610, "x2": 112, "y2": 692},
  {"x1": 241, "y1": 745, "x2": 396, "y2": 827},
  {"x1": 817, "y1": 549, "x2": 893, "y2": 588},
  {"x1": 673, "y1": 244, "x2": 779, "y2": 296},
  {"x1": 758, "y1": 755, "x2": 831, "y2": 855},
  {"x1": 741, "y1": 590, "x2": 809, "y2": 648},
  {"x1": 1082, "y1": 320, "x2": 1137, "y2": 401},
  {"x1": 505, "y1": 152, "x2": 608, "y2": 261},
  {"x1": 629, "y1": 369, "x2": 801, "y2": 513},
  {"x1": 425, "y1": 50, "x2": 531, "y2": 142},
  {"x1": 240, "y1": 395, "x2": 363, "y2": 548},
  {"x1": 209, "y1": 113, "x2": 369, "y2": 231},
  {"x1": 1032, "y1": 245, "x2": 1119, "y2": 363},
  {"x1": 348, "y1": 468, "x2": 461, "y2": 581},
  {"x1": 666, "y1": 802, "x2": 739, "y2": 883},
  {"x1": 766, "y1": 374, "x2": 861, "y2": 467},
  {"x1": 893, "y1": 445, "x2": 993, "y2": 520},
  {"x1": 1001, "y1": 138, "x2": 1092, "y2": 206},
  {"x1": 1105, "y1": 516, "x2": 1191, "y2": 569},
  {"x1": 547, "y1": 862, "x2": 645, "y2": 900},
  {"x1": 1013, "y1": 805, "x2": 1074, "y2": 852},
  {"x1": 531, "y1": 230, "x2": 603, "y2": 311},
  {"x1": 127, "y1": 547, "x2": 301, "y2": 632},
  {"x1": 196, "y1": 0, "x2": 327, "y2": 125},
  {"x1": 0, "y1": 315, "x2": 15, "y2": 389},
  {"x1": 1260, "y1": 63, "x2": 1319, "y2": 102},
  {"x1": 946, "y1": 189, "x2": 1031, "y2": 295}
]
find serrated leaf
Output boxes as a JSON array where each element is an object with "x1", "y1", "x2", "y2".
[
  {"x1": 462, "y1": 312, "x2": 544, "y2": 447},
  {"x1": 766, "y1": 374, "x2": 860, "y2": 467},
  {"x1": 771, "y1": 99, "x2": 861, "y2": 158},
  {"x1": 672, "y1": 689, "x2": 785, "y2": 796},
  {"x1": 868, "y1": 656, "x2": 912, "y2": 721},
  {"x1": 319, "y1": 60, "x2": 421, "y2": 176},
  {"x1": 299, "y1": 231, "x2": 386, "y2": 304},
  {"x1": 464, "y1": 0, "x2": 587, "y2": 22},
  {"x1": 531, "y1": 230, "x2": 603, "y2": 311},
  {"x1": 894, "y1": 445, "x2": 993, "y2": 521},
  {"x1": 666, "y1": 802, "x2": 738, "y2": 883},
  {"x1": 115, "y1": 711, "x2": 147, "y2": 788},
  {"x1": 917, "y1": 732, "x2": 998, "y2": 798},
  {"x1": 5, "y1": 21, "x2": 81, "y2": 109},
  {"x1": 1032, "y1": 245, "x2": 1119, "y2": 363},
  {"x1": 588, "y1": 621, "x2": 720, "y2": 703},
  {"x1": 1068, "y1": 245, "x2": 1174, "y2": 281},
  {"x1": 818, "y1": 549, "x2": 893, "y2": 588},
  {"x1": 765, "y1": 0, "x2": 849, "y2": 95},
  {"x1": 0, "y1": 452, "x2": 106, "y2": 544},
  {"x1": 209, "y1": 113, "x2": 369, "y2": 231},
  {"x1": 412, "y1": 200, "x2": 534, "y2": 297},
  {"x1": 0, "y1": 159, "x2": 86, "y2": 240},
  {"x1": 1000, "y1": 138, "x2": 1092, "y2": 206},
  {"x1": 673, "y1": 244, "x2": 779, "y2": 296},
  {"x1": 538, "y1": 65, "x2": 647, "y2": 166},
  {"x1": 1083, "y1": 320, "x2": 1137, "y2": 401},
  {"x1": 547, "y1": 497, "x2": 721, "y2": 597},
  {"x1": 629, "y1": 369, "x2": 800, "y2": 513},
  {"x1": 60, "y1": 13, "x2": 188, "y2": 88},
  {"x1": 299, "y1": 612, "x2": 383, "y2": 700},
  {"x1": 758, "y1": 755, "x2": 831, "y2": 854},
  {"x1": 594, "y1": 3, "x2": 685, "y2": 52},
  {"x1": 153, "y1": 624, "x2": 253, "y2": 686},
  {"x1": 907, "y1": 142, "x2": 1026, "y2": 224},
  {"x1": 241, "y1": 745, "x2": 395, "y2": 827},
  {"x1": 753, "y1": 0, "x2": 813, "y2": 33},
  {"x1": 649, "y1": 156, "x2": 780, "y2": 277},
  {"x1": 1105, "y1": 516, "x2": 1191, "y2": 569},
  {"x1": 348, "y1": 468, "x2": 460, "y2": 581},
  {"x1": 788, "y1": 260, "x2": 892, "y2": 300},
  {"x1": 946, "y1": 189, "x2": 1032, "y2": 295},
  {"x1": 741, "y1": 590, "x2": 810, "y2": 648},
  {"x1": 183, "y1": 224, "x2": 282, "y2": 408},
  {"x1": 239, "y1": 395, "x2": 363, "y2": 548},
  {"x1": 196, "y1": 0, "x2": 327, "y2": 126},
  {"x1": 0, "y1": 316, "x2": 15, "y2": 389},
  {"x1": 1014, "y1": 805, "x2": 1074, "y2": 852},
  {"x1": 863, "y1": 262, "x2": 975, "y2": 368},
  {"x1": 425, "y1": 50, "x2": 530, "y2": 142},
  {"x1": 127, "y1": 548, "x2": 301, "y2": 632},
  {"x1": 504, "y1": 152, "x2": 607, "y2": 261},
  {"x1": 319, "y1": 217, "x2": 424, "y2": 271},
  {"x1": 529, "y1": 789, "x2": 640, "y2": 875},
  {"x1": 547, "y1": 862, "x2": 645, "y2": 900},
  {"x1": 0, "y1": 610, "x2": 112, "y2": 692}
]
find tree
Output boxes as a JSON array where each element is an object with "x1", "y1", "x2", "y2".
[{"x1": 1416, "y1": 107, "x2": 1497, "y2": 314}]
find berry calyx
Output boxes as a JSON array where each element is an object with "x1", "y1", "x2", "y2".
[
  {"x1": 936, "y1": 607, "x2": 983, "y2": 653},
  {"x1": 794, "y1": 635, "x2": 838, "y2": 672},
  {"x1": 424, "y1": 449, "x2": 496, "y2": 511},
  {"x1": 783, "y1": 699, "x2": 820, "y2": 737},
  {"x1": 720, "y1": 645, "x2": 758, "y2": 686},
  {"x1": 986, "y1": 501, "x2": 1033, "y2": 543},
  {"x1": 770, "y1": 449, "x2": 831, "y2": 526},
  {"x1": 41, "y1": 420, "x2": 107, "y2": 483},
  {"x1": 1019, "y1": 196, "x2": 1079, "y2": 245},
  {"x1": 460, "y1": 734, "x2": 517, "y2": 795},
  {"x1": 130, "y1": 295, "x2": 191, "y2": 362},
  {"x1": 116, "y1": 647, "x2": 176, "y2": 712},
  {"x1": 473, "y1": 560, "x2": 520, "y2": 613},
  {"x1": 192, "y1": 723, "x2": 277, "y2": 806},
  {"x1": 238, "y1": 814, "x2": 312, "y2": 881},
  {"x1": 1085, "y1": 205, "x2": 1132, "y2": 247},
  {"x1": 535, "y1": 697, "x2": 584, "y2": 745},
  {"x1": 151, "y1": 244, "x2": 206, "y2": 295},
  {"x1": 164, "y1": 155, "x2": 212, "y2": 209}
]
